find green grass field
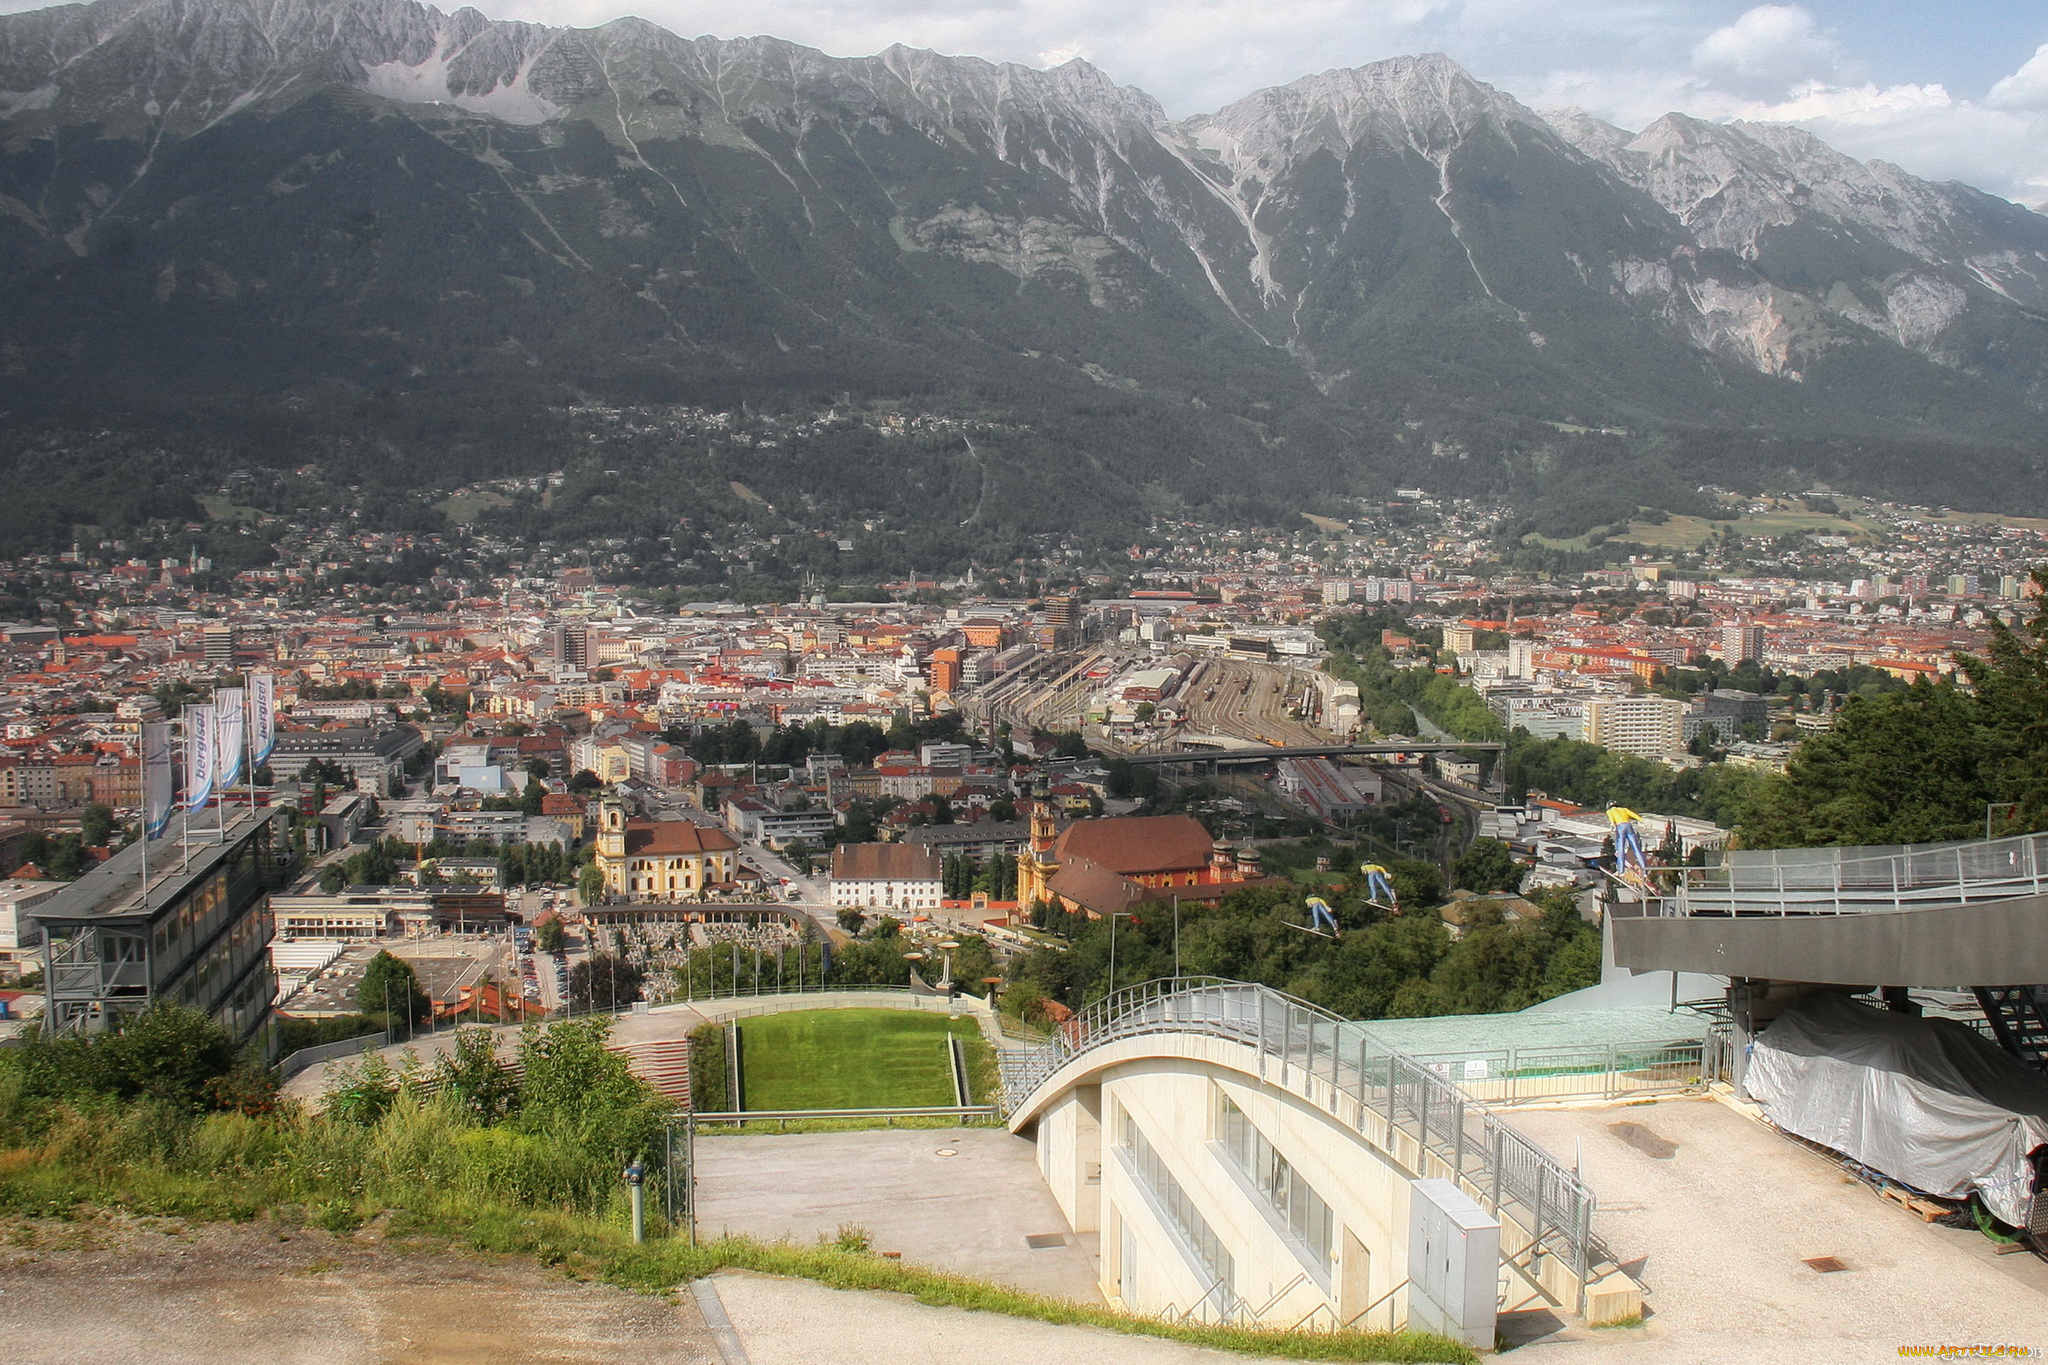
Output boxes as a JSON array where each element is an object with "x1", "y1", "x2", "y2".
[
  {"x1": 1524, "y1": 497, "x2": 1883, "y2": 552},
  {"x1": 737, "y1": 1009, "x2": 988, "y2": 1110}
]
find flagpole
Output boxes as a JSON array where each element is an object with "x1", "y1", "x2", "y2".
[
  {"x1": 244, "y1": 683, "x2": 258, "y2": 825},
  {"x1": 179, "y1": 713, "x2": 192, "y2": 872},
  {"x1": 139, "y1": 720, "x2": 171, "y2": 912},
  {"x1": 214, "y1": 693, "x2": 228, "y2": 844}
]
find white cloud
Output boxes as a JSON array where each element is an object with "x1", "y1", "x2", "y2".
[
  {"x1": 1691, "y1": 5, "x2": 1847, "y2": 100},
  {"x1": 1988, "y1": 42, "x2": 2048, "y2": 111}
]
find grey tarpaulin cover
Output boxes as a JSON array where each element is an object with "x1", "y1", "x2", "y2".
[{"x1": 1746, "y1": 992, "x2": 2048, "y2": 1225}]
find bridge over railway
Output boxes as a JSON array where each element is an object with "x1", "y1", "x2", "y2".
[
  {"x1": 1001, "y1": 977, "x2": 1641, "y2": 1342},
  {"x1": 1115, "y1": 741, "x2": 1503, "y2": 765}
]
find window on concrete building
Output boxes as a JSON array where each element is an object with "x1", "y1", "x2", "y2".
[
  {"x1": 1114, "y1": 1100, "x2": 1235, "y2": 1315},
  {"x1": 1216, "y1": 1091, "x2": 1336, "y2": 1283}
]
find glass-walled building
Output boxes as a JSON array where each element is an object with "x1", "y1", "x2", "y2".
[{"x1": 30, "y1": 807, "x2": 293, "y2": 1055}]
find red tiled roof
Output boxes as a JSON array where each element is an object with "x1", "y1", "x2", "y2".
[
  {"x1": 622, "y1": 820, "x2": 738, "y2": 857},
  {"x1": 831, "y1": 842, "x2": 942, "y2": 882},
  {"x1": 1052, "y1": 814, "x2": 1217, "y2": 877}
]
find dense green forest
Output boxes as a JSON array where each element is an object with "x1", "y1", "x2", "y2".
[
  {"x1": 1002, "y1": 884, "x2": 1600, "y2": 1022},
  {"x1": 1505, "y1": 736, "x2": 1770, "y2": 827},
  {"x1": 1736, "y1": 575, "x2": 2048, "y2": 846}
]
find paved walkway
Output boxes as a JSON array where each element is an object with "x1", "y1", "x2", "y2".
[
  {"x1": 693, "y1": 1128, "x2": 1101, "y2": 1302},
  {"x1": 1501, "y1": 1095, "x2": 2048, "y2": 1364},
  {"x1": 705, "y1": 1271, "x2": 1305, "y2": 1365}
]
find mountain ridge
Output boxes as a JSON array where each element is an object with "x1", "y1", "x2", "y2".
[{"x1": 2, "y1": 0, "x2": 2046, "y2": 556}]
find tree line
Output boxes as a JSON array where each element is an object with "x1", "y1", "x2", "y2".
[
  {"x1": 1001, "y1": 883, "x2": 1600, "y2": 1023},
  {"x1": 942, "y1": 853, "x2": 1019, "y2": 901},
  {"x1": 1737, "y1": 570, "x2": 2048, "y2": 847}
]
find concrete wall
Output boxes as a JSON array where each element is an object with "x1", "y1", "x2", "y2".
[
  {"x1": 1030, "y1": 1048, "x2": 1413, "y2": 1330},
  {"x1": 1037, "y1": 1086, "x2": 1102, "y2": 1234},
  {"x1": 1017, "y1": 1028, "x2": 1636, "y2": 1331}
]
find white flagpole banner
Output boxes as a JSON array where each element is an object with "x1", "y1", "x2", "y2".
[
  {"x1": 142, "y1": 721, "x2": 175, "y2": 840},
  {"x1": 250, "y1": 673, "x2": 276, "y2": 765},
  {"x1": 185, "y1": 705, "x2": 216, "y2": 811},
  {"x1": 215, "y1": 688, "x2": 246, "y2": 789}
]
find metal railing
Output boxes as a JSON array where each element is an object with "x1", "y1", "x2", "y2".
[
  {"x1": 669, "y1": 979, "x2": 983, "y2": 1005},
  {"x1": 276, "y1": 1029, "x2": 392, "y2": 1080},
  {"x1": 1661, "y1": 830, "x2": 2048, "y2": 916},
  {"x1": 1003, "y1": 977, "x2": 1600, "y2": 1309},
  {"x1": 1402, "y1": 1039, "x2": 1709, "y2": 1106},
  {"x1": 690, "y1": 987, "x2": 991, "y2": 1022},
  {"x1": 690, "y1": 1105, "x2": 999, "y2": 1127}
]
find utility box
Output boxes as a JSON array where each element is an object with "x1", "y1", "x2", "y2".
[{"x1": 1406, "y1": 1177, "x2": 1500, "y2": 1348}]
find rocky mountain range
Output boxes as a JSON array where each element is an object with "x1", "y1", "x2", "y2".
[{"x1": 3, "y1": 0, "x2": 2047, "y2": 549}]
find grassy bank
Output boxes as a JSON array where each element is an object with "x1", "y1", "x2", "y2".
[
  {"x1": 0, "y1": 1127, "x2": 1472, "y2": 1363},
  {"x1": 0, "y1": 1010, "x2": 1472, "y2": 1363}
]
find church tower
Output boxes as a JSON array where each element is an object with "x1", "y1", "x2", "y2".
[
  {"x1": 1019, "y1": 778, "x2": 1060, "y2": 907},
  {"x1": 597, "y1": 795, "x2": 627, "y2": 894}
]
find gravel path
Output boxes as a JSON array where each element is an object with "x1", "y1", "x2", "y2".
[{"x1": 0, "y1": 1213, "x2": 719, "y2": 1365}]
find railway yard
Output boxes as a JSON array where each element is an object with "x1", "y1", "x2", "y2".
[{"x1": 955, "y1": 648, "x2": 1491, "y2": 871}]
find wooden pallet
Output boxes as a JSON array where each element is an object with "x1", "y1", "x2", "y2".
[{"x1": 1878, "y1": 1185, "x2": 1950, "y2": 1222}]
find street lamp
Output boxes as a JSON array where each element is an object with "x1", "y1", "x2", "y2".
[
  {"x1": 622, "y1": 1157, "x2": 646, "y2": 1244},
  {"x1": 1105, "y1": 909, "x2": 1133, "y2": 997},
  {"x1": 1172, "y1": 895, "x2": 1182, "y2": 980},
  {"x1": 934, "y1": 940, "x2": 960, "y2": 992}
]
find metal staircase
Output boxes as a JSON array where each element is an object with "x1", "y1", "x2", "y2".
[{"x1": 1974, "y1": 986, "x2": 2048, "y2": 1071}]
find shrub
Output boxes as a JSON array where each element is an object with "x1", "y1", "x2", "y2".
[{"x1": 687, "y1": 1023, "x2": 728, "y2": 1113}]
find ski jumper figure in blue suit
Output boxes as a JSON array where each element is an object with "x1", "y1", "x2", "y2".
[
  {"x1": 1304, "y1": 896, "x2": 1342, "y2": 938},
  {"x1": 1360, "y1": 863, "x2": 1399, "y2": 911}
]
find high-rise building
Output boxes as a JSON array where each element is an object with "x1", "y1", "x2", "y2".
[
  {"x1": 1584, "y1": 696, "x2": 1688, "y2": 758},
  {"x1": 1719, "y1": 622, "x2": 1765, "y2": 664},
  {"x1": 1041, "y1": 596, "x2": 1079, "y2": 650},
  {"x1": 1693, "y1": 688, "x2": 1769, "y2": 742},
  {"x1": 1321, "y1": 579, "x2": 1352, "y2": 605},
  {"x1": 201, "y1": 624, "x2": 236, "y2": 666},
  {"x1": 549, "y1": 622, "x2": 588, "y2": 670}
]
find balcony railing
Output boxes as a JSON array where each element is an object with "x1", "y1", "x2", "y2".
[{"x1": 1657, "y1": 830, "x2": 2048, "y2": 916}]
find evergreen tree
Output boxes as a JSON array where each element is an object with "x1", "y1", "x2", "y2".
[
  {"x1": 357, "y1": 950, "x2": 432, "y2": 1026},
  {"x1": 1452, "y1": 838, "x2": 1522, "y2": 893}
]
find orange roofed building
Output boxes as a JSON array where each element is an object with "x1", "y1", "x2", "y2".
[
  {"x1": 594, "y1": 796, "x2": 740, "y2": 902},
  {"x1": 1015, "y1": 788, "x2": 1275, "y2": 921}
]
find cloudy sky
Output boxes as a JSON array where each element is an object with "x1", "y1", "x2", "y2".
[{"x1": 7, "y1": 0, "x2": 2047, "y2": 205}]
